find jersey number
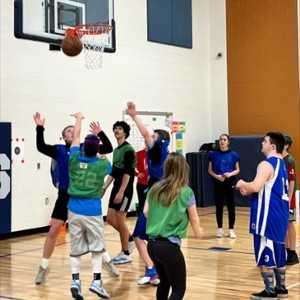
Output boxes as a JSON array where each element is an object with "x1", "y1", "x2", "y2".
[{"x1": 77, "y1": 172, "x2": 97, "y2": 189}]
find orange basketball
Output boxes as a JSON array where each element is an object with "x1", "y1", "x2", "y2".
[{"x1": 61, "y1": 36, "x2": 83, "y2": 57}]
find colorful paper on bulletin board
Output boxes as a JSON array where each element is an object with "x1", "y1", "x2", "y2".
[
  {"x1": 176, "y1": 132, "x2": 183, "y2": 153},
  {"x1": 171, "y1": 121, "x2": 179, "y2": 133},
  {"x1": 172, "y1": 121, "x2": 186, "y2": 133},
  {"x1": 179, "y1": 122, "x2": 186, "y2": 133}
]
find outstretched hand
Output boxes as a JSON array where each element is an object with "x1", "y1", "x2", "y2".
[
  {"x1": 90, "y1": 121, "x2": 102, "y2": 135},
  {"x1": 70, "y1": 112, "x2": 85, "y2": 119},
  {"x1": 126, "y1": 101, "x2": 137, "y2": 118},
  {"x1": 33, "y1": 112, "x2": 45, "y2": 126}
]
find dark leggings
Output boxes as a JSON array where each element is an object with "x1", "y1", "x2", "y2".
[
  {"x1": 136, "y1": 183, "x2": 147, "y2": 214},
  {"x1": 214, "y1": 177, "x2": 236, "y2": 229},
  {"x1": 147, "y1": 239, "x2": 186, "y2": 300}
]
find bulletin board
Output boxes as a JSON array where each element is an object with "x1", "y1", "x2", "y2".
[{"x1": 123, "y1": 111, "x2": 174, "y2": 152}]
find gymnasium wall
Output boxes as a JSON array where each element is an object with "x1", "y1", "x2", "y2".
[
  {"x1": 0, "y1": 1, "x2": 228, "y2": 232},
  {"x1": 226, "y1": 0, "x2": 300, "y2": 183}
]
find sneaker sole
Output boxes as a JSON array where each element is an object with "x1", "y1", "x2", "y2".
[
  {"x1": 103, "y1": 264, "x2": 120, "y2": 278},
  {"x1": 112, "y1": 259, "x2": 132, "y2": 265},
  {"x1": 70, "y1": 288, "x2": 84, "y2": 300},
  {"x1": 138, "y1": 277, "x2": 160, "y2": 286},
  {"x1": 250, "y1": 295, "x2": 278, "y2": 300},
  {"x1": 35, "y1": 267, "x2": 50, "y2": 284},
  {"x1": 138, "y1": 276, "x2": 151, "y2": 285},
  {"x1": 150, "y1": 278, "x2": 160, "y2": 286},
  {"x1": 104, "y1": 270, "x2": 120, "y2": 278},
  {"x1": 89, "y1": 287, "x2": 109, "y2": 299}
]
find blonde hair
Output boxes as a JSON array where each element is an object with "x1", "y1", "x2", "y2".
[
  {"x1": 148, "y1": 152, "x2": 189, "y2": 207},
  {"x1": 62, "y1": 125, "x2": 74, "y2": 137}
]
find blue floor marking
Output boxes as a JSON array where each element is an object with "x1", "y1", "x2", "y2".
[{"x1": 209, "y1": 246, "x2": 231, "y2": 251}]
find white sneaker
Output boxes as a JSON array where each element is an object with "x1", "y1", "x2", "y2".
[
  {"x1": 112, "y1": 252, "x2": 132, "y2": 264},
  {"x1": 103, "y1": 260, "x2": 120, "y2": 278},
  {"x1": 138, "y1": 267, "x2": 160, "y2": 286},
  {"x1": 35, "y1": 266, "x2": 50, "y2": 284},
  {"x1": 216, "y1": 228, "x2": 224, "y2": 238},
  {"x1": 89, "y1": 280, "x2": 109, "y2": 299},
  {"x1": 229, "y1": 229, "x2": 236, "y2": 239},
  {"x1": 128, "y1": 240, "x2": 135, "y2": 254}
]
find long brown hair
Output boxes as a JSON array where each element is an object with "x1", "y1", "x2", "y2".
[{"x1": 148, "y1": 152, "x2": 189, "y2": 207}]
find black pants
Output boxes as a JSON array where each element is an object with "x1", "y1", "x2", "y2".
[
  {"x1": 147, "y1": 239, "x2": 186, "y2": 300},
  {"x1": 136, "y1": 183, "x2": 148, "y2": 214},
  {"x1": 213, "y1": 177, "x2": 236, "y2": 229}
]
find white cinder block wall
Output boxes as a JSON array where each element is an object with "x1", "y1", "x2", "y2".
[{"x1": 0, "y1": 0, "x2": 228, "y2": 232}]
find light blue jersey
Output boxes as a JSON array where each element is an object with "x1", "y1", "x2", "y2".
[{"x1": 249, "y1": 157, "x2": 289, "y2": 243}]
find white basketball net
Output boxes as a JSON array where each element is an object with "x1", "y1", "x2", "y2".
[{"x1": 75, "y1": 24, "x2": 112, "y2": 69}]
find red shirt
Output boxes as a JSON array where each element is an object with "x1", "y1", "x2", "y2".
[
  {"x1": 283, "y1": 154, "x2": 297, "y2": 209},
  {"x1": 135, "y1": 149, "x2": 148, "y2": 185}
]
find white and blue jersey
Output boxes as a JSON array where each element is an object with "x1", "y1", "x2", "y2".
[{"x1": 249, "y1": 157, "x2": 289, "y2": 243}]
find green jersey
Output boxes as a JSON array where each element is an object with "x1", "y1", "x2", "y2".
[
  {"x1": 113, "y1": 142, "x2": 137, "y2": 169},
  {"x1": 68, "y1": 152, "x2": 110, "y2": 198},
  {"x1": 146, "y1": 186, "x2": 194, "y2": 239}
]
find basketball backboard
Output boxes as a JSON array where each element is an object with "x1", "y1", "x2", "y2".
[{"x1": 14, "y1": 0, "x2": 116, "y2": 52}]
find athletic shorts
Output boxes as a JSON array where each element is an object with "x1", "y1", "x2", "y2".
[
  {"x1": 108, "y1": 185, "x2": 133, "y2": 212},
  {"x1": 68, "y1": 211, "x2": 105, "y2": 257},
  {"x1": 51, "y1": 190, "x2": 69, "y2": 222},
  {"x1": 253, "y1": 234, "x2": 287, "y2": 268},
  {"x1": 288, "y1": 208, "x2": 296, "y2": 222},
  {"x1": 132, "y1": 210, "x2": 148, "y2": 240}
]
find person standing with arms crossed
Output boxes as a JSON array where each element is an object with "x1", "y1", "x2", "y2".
[
  {"x1": 144, "y1": 152, "x2": 205, "y2": 300},
  {"x1": 282, "y1": 134, "x2": 299, "y2": 265},
  {"x1": 236, "y1": 132, "x2": 289, "y2": 299},
  {"x1": 33, "y1": 112, "x2": 113, "y2": 284},
  {"x1": 126, "y1": 101, "x2": 170, "y2": 285},
  {"x1": 102, "y1": 121, "x2": 137, "y2": 264},
  {"x1": 208, "y1": 134, "x2": 240, "y2": 239}
]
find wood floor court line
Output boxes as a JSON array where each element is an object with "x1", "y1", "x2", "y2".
[
  {"x1": 0, "y1": 236, "x2": 256, "y2": 259},
  {"x1": 0, "y1": 207, "x2": 299, "y2": 300},
  {"x1": 0, "y1": 297, "x2": 27, "y2": 300},
  {"x1": 0, "y1": 240, "x2": 255, "y2": 259}
]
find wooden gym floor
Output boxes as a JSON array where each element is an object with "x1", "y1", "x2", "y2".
[{"x1": 0, "y1": 207, "x2": 299, "y2": 300}]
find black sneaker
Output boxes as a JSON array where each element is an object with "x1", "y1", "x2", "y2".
[
  {"x1": 250, "y1": 290, "x2": 277, "y2": 299},
  {"x1": 275, "y1": 287, "x2": 288, "y2": 298},
  {"x1": 286, "y1": 253, "x2": 299, "y2": 265}
]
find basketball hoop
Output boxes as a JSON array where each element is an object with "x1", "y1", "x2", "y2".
[{"x1": 67, "y1": 24, "x2": 113, "y2": 69}]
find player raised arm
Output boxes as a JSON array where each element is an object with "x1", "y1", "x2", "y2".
[
  {"x1": 89, "y1": 121, "x2": 113, "y2": 154},
  {"x1": 33, "y1": 112, "x2": 45, "y2": 126},
  {"x1": 126, "y1": 101, "x2": 154, "y2": 146},
  {"x1": 70, "y1": 112, "x2": 84, "y2": 148}
]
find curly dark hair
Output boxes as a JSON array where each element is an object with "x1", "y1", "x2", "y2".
[{"x1": 113, "y1": 121, "x2": 131, "y2": 139}]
